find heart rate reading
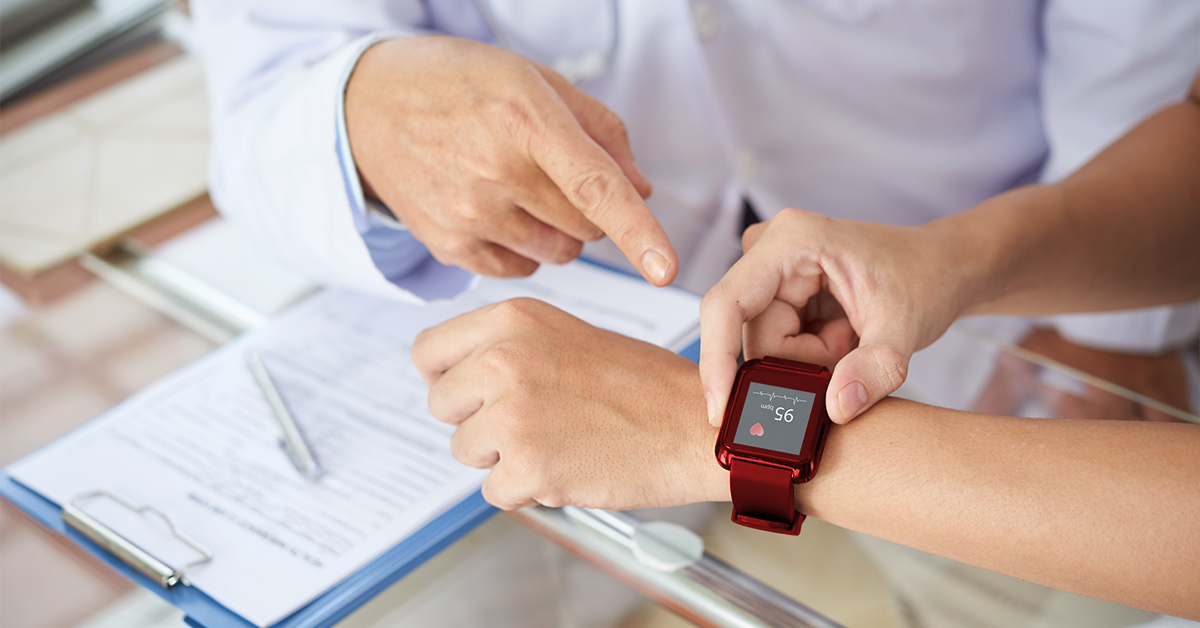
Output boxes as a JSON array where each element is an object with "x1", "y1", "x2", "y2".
[
  {"x1": 732, "y1": 382, "x2": 817, "y2": 455},
  {"x1": 752, "y1": 389, "x2": 810, "y2": 422},
  {"x1": 751, "y1": 390, "x2": 808, "y2": 408}
]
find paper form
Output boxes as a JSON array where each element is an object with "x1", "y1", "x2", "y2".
[{"x1": 8, "y1": 261, "x2": 700, "y2": 627}]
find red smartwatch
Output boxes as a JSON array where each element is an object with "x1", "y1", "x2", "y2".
[{"x1": 715, "y1": 356, "x2": 832, "y2": 535}]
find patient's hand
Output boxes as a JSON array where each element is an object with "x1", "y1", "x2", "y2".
[
  {"x1": 700, "y1": 209, "x2": 973, "y2": 426},
  {"x1": 346, "y1": 36, "x2": 676, "y2": 286},
  {"x1": 411, "y1": 298, "x2": 729, "y2": 510}
]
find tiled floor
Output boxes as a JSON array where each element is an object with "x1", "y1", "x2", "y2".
[
  {"x1": 0, "y1": 279, "x2": 215, "y2": 628},
  {"x1": 0, "y1": 52, "x2": 208, "y2": 274}
]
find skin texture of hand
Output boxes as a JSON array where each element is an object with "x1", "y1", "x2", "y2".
[
  {"x1": 411, "y1": 298, "x2": 730, "y2": 511},
  {"x1": 345, "y1": 36, "x2": 677, "y2": 285},
  {"x1": 974, "y1": 327, "x2": 1192, "y2": 421},
  {"x1": 699, "y1": 208, "x2": 980, "y2": 426}
]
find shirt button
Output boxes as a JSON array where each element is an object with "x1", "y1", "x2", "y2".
[
  {"x1": 693, "y1": 2, "x2": 718, "y2": 39},
  {"x1": 737, "y1": 150, "x2": 757, "y2": 182}
]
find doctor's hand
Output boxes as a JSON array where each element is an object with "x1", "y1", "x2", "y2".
[
  {"x1": 700, "y1": 209, "x2": 974, "y2": 426},
  {"x1": 345, "y1": 36, "x2": 677, "y2": 286},
  {"x1": 411, "y1": 298, "x2": 729, "y2": 511}
]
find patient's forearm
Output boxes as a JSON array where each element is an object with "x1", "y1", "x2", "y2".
[
  {"x1": 944, "y1": 78, "x2": 1200, "y2": 317},
  {"x1": 794, "y1": 398, "x2": 1200, "y2": 619}
]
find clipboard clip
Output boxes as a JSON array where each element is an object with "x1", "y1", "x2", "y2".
[{"x1": 63, "y1": 490, "x2": 214, "y2": 588}]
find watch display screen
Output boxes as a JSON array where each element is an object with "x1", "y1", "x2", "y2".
[{"x1": 731, "y1": 382, "x2": 817, "y2": 455}]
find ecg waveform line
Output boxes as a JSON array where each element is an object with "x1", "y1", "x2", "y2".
[{"x1": 751, "y1": 390, "x2": 808, "y2": 407}]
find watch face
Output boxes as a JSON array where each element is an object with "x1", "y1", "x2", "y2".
[
  {"x1": 731, "y1": 382, "x2": 817, "y2": 455},
  {"x1": 717, "y1": 357, "x2": 832, "y2": 476}
]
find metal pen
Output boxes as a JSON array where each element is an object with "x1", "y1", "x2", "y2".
[{"x1": 245, "y1": 350, "x2": 322, "y2": 481}]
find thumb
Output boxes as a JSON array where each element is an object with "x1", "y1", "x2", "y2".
[{"x1": 826, "y1": 335, "x2": 912, "y2": 424}]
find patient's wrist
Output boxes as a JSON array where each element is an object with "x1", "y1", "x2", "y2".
[
  {"x1": 952, "y1": 185, "x2": 1066, "y2": 317},
  {"x1": 687, "y1": 397, "x2": 732, "y2": 503},
  {"x1": 928, "y1": 188, "x2": 1033, "y2": 319},
  {"x1": 911, "y1": 216, "x2": 986, "y2": 327}
]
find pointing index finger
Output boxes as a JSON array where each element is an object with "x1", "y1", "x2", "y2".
[{"x1": 527, "y1": 98, "x2": 678, "y2": 286}]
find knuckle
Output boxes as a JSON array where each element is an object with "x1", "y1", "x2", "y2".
[
  {"x1": 487, "y1": 395, "x2": 528, "y2": 431},
  {"x1": 493, "y1": 95, "x2": 538, "y2": 141},
  {"x1": 547, "y1": 236, "x2": 584, "y2": 264},
  {"x1": 506, "y1": 259, "x2": 540, "y2": 277},
  {"x1": 493, "y1": 297, "x2": 544, "y2": 325},
  {"x1": 514, "y1": 459, "x2": 550, "y2": 500},
  {"x1": 568, "y1": 170, "x2": 616, "y2": 214},
  {"x1": 410, "y1": 330, "x2": 432, "y2": 366},
  {"x1": 872, "y1": 344, "x2": 909, "y2": 392},
  {"x1": 700, "y1": 281, "x2": 736, "y2": 319},
  {"x1": 582, "y1": 223, "x2": 605, "y2": 241},
  {"x1": 476, "y1": 343, "x2": 522, "y2": 381},
  {"x1": 439, "y1": 236, "x2": 479, "y2": 262},
  {"x1": 458, "y1": 200, "x2": 488, "y2": 226},
  {"x1": 489, "y1": 461, "x2": 538, "y2": 508},
  {"x1": 771, "y1": 207, "x2": 823, "y2": 236},
  {"x1": 426, "y1": 392, "x2": 448, "y2": 423},
  {"x1": 448, "y1": 430, "x2": 473, "y2": 465},
  {"x1": 775, "y1": 207, "x2": 804, "y2": 222},
  {"x1": 424, "y1": 242, "x2": 457, "y2": 267},
  {"x1": 475, "y1": 246, "x2": 535, "y2": 278},
  {"x1": 480, "y1": 478, "x2": 515, "y2": 510},
  {"x1": 471, "y1": 153, "x2": 520, "y2": 185},
  {"x1": 537, "y1": 492, "x2": 566, "y2": 509}
]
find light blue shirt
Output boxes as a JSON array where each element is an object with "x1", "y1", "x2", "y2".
[{"x1": 333, "y1": 44, "x2": 474, "y2": 301}]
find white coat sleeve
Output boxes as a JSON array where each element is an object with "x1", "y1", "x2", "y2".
[
  {"x1": 1037, "y1": 0, "x2": 1200, "y2": 353},
  {"x1": 190, "y1": 1, "x2": 476, "y2": 303}
]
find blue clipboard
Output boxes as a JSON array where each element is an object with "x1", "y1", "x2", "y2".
[
  {"x1": 0, "y1": 330, "x2": 702, "y2": 628},
  {"x1": 0, "y1": 472, "x2": 495, "y2": 628}
]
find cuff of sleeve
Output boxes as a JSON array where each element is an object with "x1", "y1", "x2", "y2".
[
  {"x1": 218, "y1": 31, "x2": 475, "y2": 304},
  {"x1": 333, "y1": 31, "x2": 476, "y2": 299},
  {"x1": 1047, "y1": 303, "x2": 1200, "y2": 354},
  {"x1": 334, "y1": 31, "x2": 410, "y2": 235}
]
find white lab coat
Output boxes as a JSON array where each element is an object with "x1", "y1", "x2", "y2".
[{"x1": 192, "y1": 0, "x2": 1199, "y2": 355}]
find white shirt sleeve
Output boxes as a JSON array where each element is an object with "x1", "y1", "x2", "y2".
[
  {"x1": 1037, "y1": 0, "x2": 1200, "y2": 353},
  {"x1": 191, "y1": 1, "x2": 475, "y2": 303}
]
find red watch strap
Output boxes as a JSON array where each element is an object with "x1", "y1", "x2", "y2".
[{"x1": 729, "y1": 458, "x2": 803, "y2": 535}]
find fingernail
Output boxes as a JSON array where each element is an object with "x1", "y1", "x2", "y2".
[
  {"x1": 706, "y1": 390, "x2": 717, "y2": 422},
  {"x1": 642, "y1": 250, "x2": 670, "y2": 284},
  {"x1": 837, "y1": 382, "x2": 868, "y2": 422}
]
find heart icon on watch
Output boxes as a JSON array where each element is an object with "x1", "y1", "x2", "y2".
[{"x1": 749, "y1": 422, "x2": 764, "y2": 436}]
